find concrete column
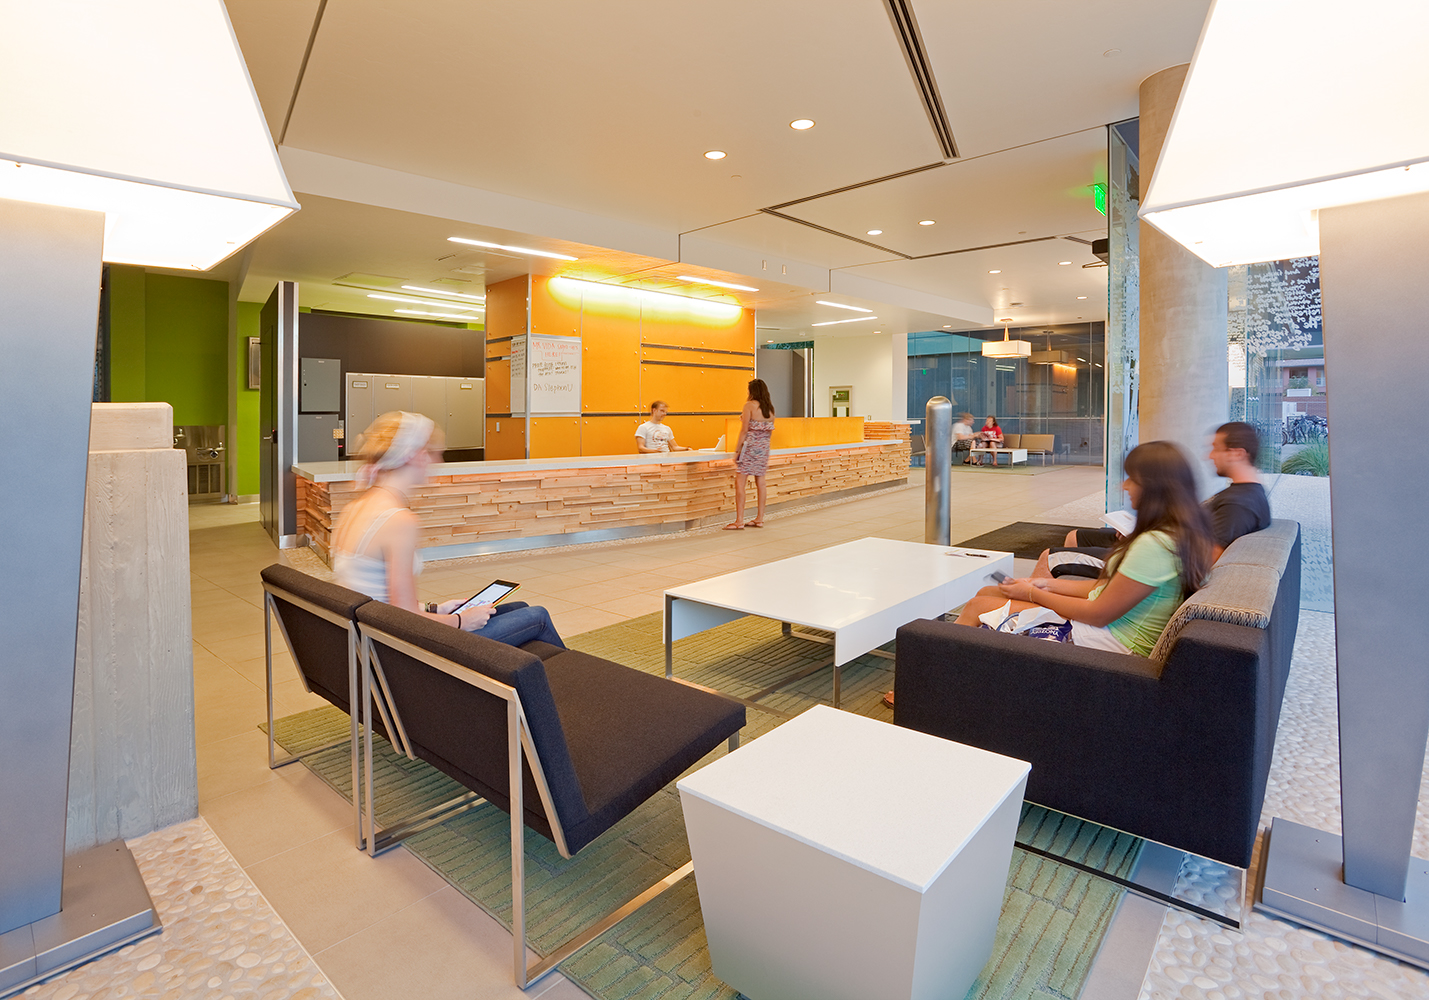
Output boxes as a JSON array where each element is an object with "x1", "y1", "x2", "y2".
[{"x1": 1138, "y1": 65, "x2": 1229, "y2": 489}]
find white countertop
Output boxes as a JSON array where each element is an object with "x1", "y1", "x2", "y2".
[
  {"x1": 292, "y1": 440, "x2": 883, "y2": 482},
  {"x1": 677, "y1": 706, "x2": 1030, "y2": 892}
]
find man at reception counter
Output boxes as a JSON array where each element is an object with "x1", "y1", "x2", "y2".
[{"x1": 635, "y1": 400, "x2": 693, "y2": 453}]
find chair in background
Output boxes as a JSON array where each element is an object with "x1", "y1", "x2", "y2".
[
  {"x1": 1001, "y1": 432, "x2": 1022, "y2": 449},
  {"x1": 354, "y1": 600, "x2": 746, "y2": 988},
  {"x1": 1021, "y1": 433, "x2": 1056, "y2": 464},
  {"x1": 909, "y1": 432, "x2": 925, "y2": 467}
]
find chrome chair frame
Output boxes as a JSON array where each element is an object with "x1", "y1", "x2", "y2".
[
  {"x1": 261, "y1": 582, "x2": 364, "y2": 849},
  {"x1": 358, "y1": 624, "x2": 700, "y2": 989}
]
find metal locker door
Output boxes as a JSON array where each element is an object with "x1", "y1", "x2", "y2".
[
  {"x1": 411, "y1": 375, "x2": 447, "y2": 436},
  {"x1": 374, "y1": 374, "x2": 412, "y2": 415},
  {"x1": 447, "y1": 377, "x2": 484, "y2": 448},
  {"x1": 300, "y1": 357, "x2": 342, "y2": 413},
  {"x1": 345, "y1": 374, "x2": 375, "y2": 449}
]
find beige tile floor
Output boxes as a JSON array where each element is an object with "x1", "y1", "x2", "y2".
[{"x1": 186, "y1": 465, "x2": 1106, "y2": 1000}]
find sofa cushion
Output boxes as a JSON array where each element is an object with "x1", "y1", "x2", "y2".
[
  {"x1": 260, "y1": 564, "x2": 370, "y2": 712},
  {"x1": 1212, "y1": 518, "x2": 1300, "y2": 570}
]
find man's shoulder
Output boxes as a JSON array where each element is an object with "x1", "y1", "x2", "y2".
[{"x1": 1210, "y1": 481, "x2": 1269, "y2": 508}]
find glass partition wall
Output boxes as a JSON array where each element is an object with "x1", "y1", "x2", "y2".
[{"x1": 907, "y1": 323, "x2": 1106, "y2": 465}]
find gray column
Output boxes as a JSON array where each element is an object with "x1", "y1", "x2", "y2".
[
  {"x1": 1319, "y1": 192, "x2": 1429, "y2": 899},
  {"x1": 1138, "y1": 65, "x2": 1229, "y2": 488},
  {"x1": 0, "y1": 199, "x2": 104, "y2": 933}
]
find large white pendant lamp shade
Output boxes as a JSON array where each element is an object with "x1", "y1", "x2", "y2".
[
  {"x1": 0, "y1": 0, "x2": 299, "y2": 270},
  {"x1": 1140, "y1": 0, "x2": 1429, "y2": 267}
]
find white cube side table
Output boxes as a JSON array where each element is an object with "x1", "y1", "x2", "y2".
[{"x1": 677, "y1": 706, "x2": 1030, "y2": 1000}]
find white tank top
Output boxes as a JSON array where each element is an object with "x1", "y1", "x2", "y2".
[{"x1": 332, "y1": 507, "x2": 423, "y2": 604}]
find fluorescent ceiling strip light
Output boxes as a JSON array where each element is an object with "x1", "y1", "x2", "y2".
[
  {"x1": 815, "y1": 300, "x2": 873, "y2": 313},
  {"x1": 395, "y1": 308, "x2": 481, "y2": 320},
  {"x1": 676, "y1": 275, "x2": 759, "y2": 292},
  {"x1": 401, "y1": 285, "x2": 485, "y2": 301},
  {"x1": 811, "y1": 316, "x2": 879, "y2": 327},
  {"x1": 549, "y1": 276, "x2": 741, "y2": 320},
  {"x1": 369, "y1": 292, "x2": 482, "y2": 311},
  {"x1": 447, "y1": 236, "x2": 577, "y2": 260}
]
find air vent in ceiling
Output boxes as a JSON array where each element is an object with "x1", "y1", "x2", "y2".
[{"x1": 882, "y1": 0, "x2": 958, "y2": 160}]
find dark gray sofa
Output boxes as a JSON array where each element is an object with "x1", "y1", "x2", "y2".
[{"x1": 893, "y1": 519, "x2": 1301, "y2": 869}]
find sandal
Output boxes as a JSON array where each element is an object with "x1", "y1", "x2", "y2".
[
  {"x1": 744, "y1": 520, "x2": 763, "y2": 528},
  {"x1": 723, "y1": 523, "x2": 743, "y2": 530},
  {"x1": 881, "y1": 691, "x2": 895, "y2": 709}
]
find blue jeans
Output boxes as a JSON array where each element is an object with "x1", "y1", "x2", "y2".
[{"x1": 470, "y1": 601, "x2": 565, "y2": 649}]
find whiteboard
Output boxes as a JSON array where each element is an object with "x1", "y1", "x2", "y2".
[{"x1": 528, "y1": 335, "x2": 582, "y2": 414}]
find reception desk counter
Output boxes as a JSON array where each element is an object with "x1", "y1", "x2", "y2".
[{"x1": 294, "y1": 426, "x2": 910, "y2": 562}]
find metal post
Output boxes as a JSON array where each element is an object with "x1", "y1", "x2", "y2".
[{"x1": 924, "y1": 396, "x2": 952, "y2": 545}]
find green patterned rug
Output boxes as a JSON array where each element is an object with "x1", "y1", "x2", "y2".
[{"x1": 269, "y1": 611, "x2": 1140, "y2": 999}]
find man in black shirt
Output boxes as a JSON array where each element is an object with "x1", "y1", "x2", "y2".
[{"x1": 1034, "y1": 422, "x2": 1272, "y2": 579}]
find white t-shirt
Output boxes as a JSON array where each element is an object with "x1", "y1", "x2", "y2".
[
  {"x1": 635, "y1": 421, "x2": 676, "y2": 452},
  {"x1": 953, "y1": 421, "x2": 973, "y2": 439}
]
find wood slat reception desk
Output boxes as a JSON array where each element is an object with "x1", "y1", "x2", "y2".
[{"x1": 293, "y1": 428, "x2": 910, "y2": 563}]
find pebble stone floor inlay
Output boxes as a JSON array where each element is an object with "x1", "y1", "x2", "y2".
[
  {"x1": 1138, "y1": 610, "x2": 1429, "y2": 1000},
  {"x1": 19, "y1": 818, "x2": 340, "y2": 1000}
]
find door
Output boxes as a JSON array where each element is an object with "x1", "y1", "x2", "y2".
[{"x1": 258, "y1": 281, "x2": 299, "y2": 547}]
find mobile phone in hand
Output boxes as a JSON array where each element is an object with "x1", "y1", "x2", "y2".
[{"x1": 989, "y1": 571, "x2": 1009, "y2": 583}]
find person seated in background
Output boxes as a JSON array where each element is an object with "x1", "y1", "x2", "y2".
[
  {"x1": 969, "y1": 415, "x2": 1002, "y2": 465},
  {"x1": 953, "y1": 412, "x2": 976, "y2": 463},
  {"x1": 635, "y1": 400, "x2": 692, "y2": 454},
  {"x1": 333, "y1": 411, "x2": 565, "y2": 649},
  {"x1": 883, "y1": 441, "x2": 1215, "y2": 708},
  {"x1": 1033, "y1": 421, "x2": 1271, "y2": 580}
]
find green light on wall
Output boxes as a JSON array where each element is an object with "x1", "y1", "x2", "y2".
[{"x1": 1093, "y1": 183, "x2": 1107, "y2": 215}]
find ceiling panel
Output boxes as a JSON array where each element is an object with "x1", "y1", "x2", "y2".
[
  {"x1": 836, "y1": 236, "x2": 1109, "y2": 330},
  {"x1": 778, "y1": 128, "x2": 1108, "y2": 257},
  {"x1": 912, "y1": 0, "x2": 1211, "y2": 157},
  {"x1": 686, "y1": 213, "x2": 903, "y2": 273},
  {"x1": 278, "y1": 0, "x2": 945, "y2": 234},
  {"x1": 224, "y1": 0, "x2": 323, "y2": 141}
]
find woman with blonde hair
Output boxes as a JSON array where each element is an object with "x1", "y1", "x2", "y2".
[
  {"x1": 726, "y1": 378, "x2": 775, "y2": 529},
  {"x1": 333, "y1": 411, "x2": 564, "y2": 648}
]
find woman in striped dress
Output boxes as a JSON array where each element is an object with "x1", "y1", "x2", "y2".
[{"x1": 726, "y1": 378, "x2": 775, "y2": 529}]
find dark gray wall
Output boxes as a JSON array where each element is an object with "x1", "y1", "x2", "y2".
[{"x1": 299, "y1": 312, "x2": 485, "y2": 379}]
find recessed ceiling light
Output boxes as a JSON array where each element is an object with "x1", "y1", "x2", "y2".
[
  {"x1": 766, "y1": 340, "x2": 774, "y2": 343},
  {"x1": 919, "y1": 220, "x2": 935, "y2": 226},
  {"x1": 943, "y1": 325, "x2": 951, "y2": 328},
  {"x1": 675, "y1": 275, "x2": 759, "y2": 291},
  {"x1": 867, "y1": 229, "x2": 882, "y2": 236},
  {"x1": 402, "y1": 284, "x2": 485, "y2": 301},
  {"x1": 790, "y1": 119, "x2": 815, "y2": 130},
  {"x1": 1058, "y1": 261, "x2": 1073, "y2": 266},
  {"x1": 988, "y1": 269, "x2": 1001, "y2": 274},
  {"x1": 1077, "y1": 295, "x2": 1088, "y2": 299},
  {"x1": 811, "y1": 315, "x2": 879, "y2": 327},
  {"x1": 369, "y1": 292, "x2": 483, "y2": 311},
  {"x1": 395, "y1": 308, "x2": 481, "y2": 320},
  {"x1": 704, "y1": 150, "x2": 726, "y2": 160},
  {"x1": 447, "y1": 236, "x2": 577, "y2": 261},
  {"x1": 816, "y1": 300, "x2": 873, "y2": 313}
]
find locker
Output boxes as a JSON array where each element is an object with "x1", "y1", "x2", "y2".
[
  {"x1": 412, "y1": 375, "x2": 447, "y2": 431},
  {"x1": 344, "y1": 375, "x2": 375, "y2": 447},
  {"x1": 374, "y1": 374, "x2": 412, "y2": 415},
  {"x1": 300, "y1": 357, "x2": 342, "y2": 413},
  {"x1": 297, "y1": 413, "x2": 340, "y2": 462},
  {"x1": 447, "y1": 377, "x2": 485, "y2": 448}
]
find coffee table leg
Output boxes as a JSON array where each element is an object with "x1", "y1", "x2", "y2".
[
  {"x1": 781, "y1": 621, "x2": 791, "y2": 637},
  {"x1": 833, "y1": 663, "x2": 841, "y2": 709},
  {"x1": 664, "y1": 593, "x2": 674, "y2": 679}
]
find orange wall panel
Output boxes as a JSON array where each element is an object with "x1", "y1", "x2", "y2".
[
  {"x1": 530, "y1": 416, "x2": 581, "y2": 459},
  {"x1": 723, "y1": 416, "x2": 866, "y2": 450},
  {"x1": 485, "y1": 416, "x2": 525, "y2": 460},
  {"x1": 663, "y1": 415, "x2": 726, "y2": 450},
  {"x1": 580, "y1": 416, "x2": 643, "y2": 456},
  {"x1": 485, "y1": 359, "x2": 511, "y2": 412},
  {"x1": 530, "y1": 274, "x2": 582, "y2": 338},
  {"x1": 485, "y1": 275, "x2": 528, "y2": 340},
  {"x1": 643, "y1": 364, "x2": 751, "y2": 416},
  {"x1": 580, "y1": 309, "x2": 642, "y2": 412}
]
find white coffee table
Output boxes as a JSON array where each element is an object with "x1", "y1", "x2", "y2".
[
  {"x1": 678, "y1": 705, "x2": 1030, "y2": 1000},
  {"x1": 663, "y1": 537, "x2": 1012, "y2": 709},
  {"x1": 970, "y1": 446, "x2": 1028, "y2": 466}
]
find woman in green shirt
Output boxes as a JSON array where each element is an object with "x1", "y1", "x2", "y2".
[{"x1": 956, "y1": 441, "x2": 1214, "y2": 656}]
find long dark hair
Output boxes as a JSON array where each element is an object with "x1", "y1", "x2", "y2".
[
  {"x1": 747, "y1": 378, "x2": 774, "y2": 418},
  {"x1": 984, "y1": 415, "x2": 1000, "y2": 430},
  {"x1": 1104, "y1": 441, "x2": 1214, "y2": 597}
]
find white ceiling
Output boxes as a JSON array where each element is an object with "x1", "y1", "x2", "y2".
[{"x1": 224, "y1": 0, "x2": 1212, "y2": 335}]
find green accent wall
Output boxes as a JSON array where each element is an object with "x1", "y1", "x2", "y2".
[
  {"x1": 236, "y1": 301, "x2": 262, "y2": 496},
  {"x1": 109, "y1": 266, "x2": 229, "y2": 425}
]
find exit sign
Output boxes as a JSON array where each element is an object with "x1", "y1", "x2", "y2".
[{"x1": 1093, "y1": 183, "x2": 1107, "y2": 215}]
